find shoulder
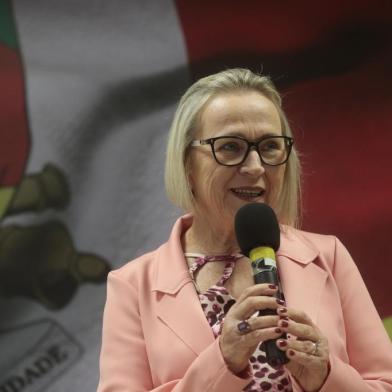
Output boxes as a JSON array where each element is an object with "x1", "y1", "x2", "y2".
[
  {"x1": 108, "y1": 246, "x2": 162, "y2": 291},
  {"x1": 280, "y1": 225, "x2": 353, "y2": 269},
  {"x1": 106, "y1": 214, "x2": 190, "y2": 293},
  {"x1": 283, "y1": 226, "x2": 337, "y2": 250}
]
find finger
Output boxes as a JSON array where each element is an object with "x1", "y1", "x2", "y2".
[
  {"x1": 277, "y1": 318, "x2": 319, "y2": 342},
  {"x1": 238, "y1": 327, "x2": 284, "y2": 348},
  {"x1": 276, "y1": 306, "x2": 289, "y2": 317},
  {"x1": 276, "y1": 338, "x2": 318, "y2": 356},
  {"x1": 236, "y1": 283, "x2": 278, "y2": 304},
  {"x1": 283, "y1": 308, "x2": 315, "y2": 328},
  {"x1": 288, "y1": 339, "x2": 319, "y2": 355},
  {"x1": 285, "y1": 348, "x2": 321, "y2": 366},
  {"x1": 246, "y1": 315, "x2": 280, "y2": 331},
  {"x1": 231, "y1": 295, "x2": 280, "y2": 320}
]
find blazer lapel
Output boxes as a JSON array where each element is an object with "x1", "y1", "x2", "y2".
[
  {"x1": 277, "y1": 227, "x2": 328, "y2": 324},
  {"x1": 156, "y1": 281, "x2": 215, "y2": 355},
  {"x1": 152, "y1": 215, "x2": 214, "y2": 356},
  {"x1": 152, "y1": 217, "x2": 329, "y2": 356}
]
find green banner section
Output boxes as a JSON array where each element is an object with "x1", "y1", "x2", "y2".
[
  {"x1": 0, "y1": 188, "x2": 16, "y2": 219},
  {"x1": 384, "y1": 317, "x2": 392, "y2": 341},
  {"x1": 0, "y1": 0, "x2": 18, "y2": 48}
]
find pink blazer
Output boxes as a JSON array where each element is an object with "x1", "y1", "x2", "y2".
[{"x1": 97, "y1": 215, "x2": 392, "y2": 391}]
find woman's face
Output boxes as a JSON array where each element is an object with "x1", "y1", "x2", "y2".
[{"x1": 188, "y1": 90, "x2": 286, "y2": 228}]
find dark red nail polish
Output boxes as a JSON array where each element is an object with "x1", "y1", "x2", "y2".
[
  {"x1": 289, "y1": 350, "x2": 295, "y2": 356},
  {"x1": 278, "y1": 307, "x2": 287, "y2": 313},
  {"x1": 269, "y1": 284, "x2": 277, "y2": 289},
  {"x1": 276, "y1": 299, "x2": 285, "y2": 305},
  {"x1": 280, "y1": 320, "x2": 289, "y2": 328},
  {"x1": 274, "y1": 328, "x2": 282, "y2": 334},
  {"x1": 278, "y1": 339, "x2": 287, "y2": 347},
  {"x1": 279, "y1": 316, "x2": 289, "y2": 321}
]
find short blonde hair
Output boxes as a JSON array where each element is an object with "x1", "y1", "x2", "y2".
[{"x1": 165, "y1": 68, "x2": 301, "y2": 227}]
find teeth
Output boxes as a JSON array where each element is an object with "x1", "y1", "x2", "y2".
[{"x1": 232, "y1": 189, "x2": 263, "y2": 196}]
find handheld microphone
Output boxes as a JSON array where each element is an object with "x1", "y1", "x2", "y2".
[{"x1": 235, "y1": 202, "x2": 288, "y2": 367}]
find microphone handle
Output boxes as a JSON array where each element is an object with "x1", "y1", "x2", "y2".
[{"x1": 254, "y1": 268, "x2": 289, "y2": 367}]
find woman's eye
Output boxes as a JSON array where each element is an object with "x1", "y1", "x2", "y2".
[
  {"x1": 221, "y1": 142, "x2": 241, "y2": 152},
  {"x1": 260, "y1": 141, "x2": 280, "y2": 151},
  {"x1": 267, "y1": 142, "x2": 279, "y2": 149}
]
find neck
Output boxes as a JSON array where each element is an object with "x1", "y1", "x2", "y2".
[{"x1": 183, "y1": 213, "x2": 240, "y2": 255}]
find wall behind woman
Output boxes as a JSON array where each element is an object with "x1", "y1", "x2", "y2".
[
  {"x1": 0, "y1": 0, "x2": 390, "y2": 391},
  {"x1": 175, "y1": 0, "x2": 392, "y2": 321}
]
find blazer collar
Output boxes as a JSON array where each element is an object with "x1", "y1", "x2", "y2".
[
  {"x1": 278, "y1": 225, "x2": 320, "y2": 265},
  {"x1": 152, "y1": 214, "x2": 193, "y2": 294},
  {"x1": 152, "y1": 216, "x2": 320, "y2": 294},
  {"x1": 151, "y1": 215, "x2": 214, "y2": 355},
  {"x1": 277, "y1": 226, "x2": 326, "y2": 324},
  {"x1": 151, "y1": 215, "x2": 326, "y2": 355}
]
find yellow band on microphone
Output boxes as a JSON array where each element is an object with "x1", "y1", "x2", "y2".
[{"x1": 249, "y1": 246, "x2": 276, "y2": 261}]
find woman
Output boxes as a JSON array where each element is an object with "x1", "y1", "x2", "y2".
[{"x1": 97, "y1": 69, "x2": 392, "y2": 391}]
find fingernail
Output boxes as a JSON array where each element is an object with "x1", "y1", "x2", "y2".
[
  {"x1": 279, "y1": 320, "x2": 289, "y2": 328},
  {"x1": 288, "y1": 350, "x2": 295, "y2": 356},
  {"x1": 276, "y1": 299, "x2": 285, "y2": 305},
  {"x1": 268, "y1": 284, "x2": 277, "y2": 289},
  {"x1": 278, "y1": 307, "x2": 287, "y2": 313},
  {"x1": 279, "y1": 316, "x2": 289, "y2": 321},
  {"x1": 277, "y1": 339, "x2": 287, "y2": 347},
  {"x1": 274, "y1": 328, "x2": 282, "y2": 334}
]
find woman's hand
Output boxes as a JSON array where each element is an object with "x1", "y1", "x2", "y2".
[
  {"x1": 275, "y1": 308, "x2": 330, "y2": 392},
  {"x1": 219, "y1": 283, "x2": 283, "y2": 374}
]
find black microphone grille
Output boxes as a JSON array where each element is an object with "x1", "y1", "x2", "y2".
[{"x1": 234, "y1": 203, "x2": 280, "y2": 256}]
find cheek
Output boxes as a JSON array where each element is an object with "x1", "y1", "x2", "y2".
[
  {"x1": 194, "y1": 167, "x2": 232, "y2": 209},
  {"x1": 204, "y1": 172, "x2": 225, "y2": 204}
]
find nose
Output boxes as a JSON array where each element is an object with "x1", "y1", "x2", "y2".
[{"x1": 239, "y1": 148, "x2": 265, "y2": 176}]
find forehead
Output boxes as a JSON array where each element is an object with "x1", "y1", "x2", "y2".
[{"x1": 196, "y1": 90, "x2": 282, "y2": 139}]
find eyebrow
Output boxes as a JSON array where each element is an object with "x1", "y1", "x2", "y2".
[{"x1": 214, "y1": 130, "x2": 281, "y2": 138}]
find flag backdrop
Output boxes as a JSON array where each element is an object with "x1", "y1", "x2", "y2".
[{"x1": 0, "y1": 1, "x2": 391, "y2": 391}]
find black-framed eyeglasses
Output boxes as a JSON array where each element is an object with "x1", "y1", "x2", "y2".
[{"x1": 191, "y1": 135, "x2": 294, "y2": 167}]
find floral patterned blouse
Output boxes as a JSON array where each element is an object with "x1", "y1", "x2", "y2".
[{"x1": 186, "y1": 253, "x2": 293, "y2": 392}]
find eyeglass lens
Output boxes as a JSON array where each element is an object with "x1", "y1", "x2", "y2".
[{"x1": 213, "y1": 137, "x2": 289, "y2": 166}]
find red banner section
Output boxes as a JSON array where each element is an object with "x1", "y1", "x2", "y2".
[
  {"x1": 0, "y1": 43, "x2": 30, "y2": 187},
  {"x1": 175, "y1": 0, "x2": 392, "y2": 317}
]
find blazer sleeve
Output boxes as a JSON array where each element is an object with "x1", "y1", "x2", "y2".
[
  {"x1": 97, "y1": 271, "x2": 252, "y2": 392},
  {"x1": 318, "y1": 237, "x2": 392, "y2": 392}
]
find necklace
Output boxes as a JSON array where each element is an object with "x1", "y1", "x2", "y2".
[{"x1": 185, "y1": 253, "x2": 243, "y2": 293}]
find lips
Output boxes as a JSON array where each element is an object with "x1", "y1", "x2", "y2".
[{"x1": 230, "y1": 186, "x2": 265, "y2": 201}]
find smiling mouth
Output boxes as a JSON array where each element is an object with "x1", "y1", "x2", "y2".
[{"x1": 230, "y1": 187, "x2": 265, "y2": 201}]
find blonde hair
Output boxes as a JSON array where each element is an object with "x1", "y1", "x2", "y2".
[{"x1": 165, "y1": 68, "x2": 301, "y2": 227}]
